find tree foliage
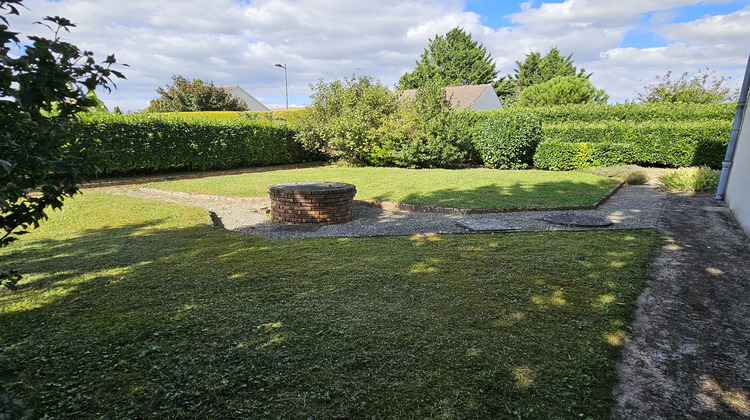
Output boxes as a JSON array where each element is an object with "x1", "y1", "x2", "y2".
[
  {"x1": 499, "y1": 47, "x2": 589, "y2": 105},
  {"x1": 634, "y1": 69, "x2": 739, "y2": 104},
  {"x1": 517, "y1": 76, "x2": 608, "y2": 107},
  {"x1": 474, "y1": 112, "x2": 542, "y2": 169},
  {"x1": 392, "y1": 80, "x2": 473, "y2": 168},
  {"x1": 296, "y1": 76, "x2": 398, "y2": 164},
  {"x1": 296, "y1": 76, "x2": 475, "y2": 168},
  {"x1": 398, "y1": 27, "x2": 498, "y2": 89},
  {"x1": 147, "y1": 75, "x2": 247, "y2": 112},
  {"x1": 1, "y1": 0, "x2": 125, "y2": 289}
]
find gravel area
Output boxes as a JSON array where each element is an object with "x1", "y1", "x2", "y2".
[{"x1": 97, "y1": 184, "x2": 666, "y2": 239}]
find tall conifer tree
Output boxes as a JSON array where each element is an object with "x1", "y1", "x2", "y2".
[{"x1": 398, "y1": 28, "x2": 498, "y2": 89}]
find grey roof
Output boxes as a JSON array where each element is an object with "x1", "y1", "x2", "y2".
[{"x1": 397, "y1": 84, "x2": 498, "y2": 110}]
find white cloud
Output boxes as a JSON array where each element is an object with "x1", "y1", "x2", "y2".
[
  {"x1": 655, "y1": 5, "x2": 750, "y2": 44},
  {"x1": 5, "y1": 0, "x2": 749, "y2": 109}
]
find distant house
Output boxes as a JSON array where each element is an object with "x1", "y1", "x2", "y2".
[
  {"x1": 397, "y1": 84, "x2": 503, "y2": 111},
  {"x1": 221, "y1": 86, "x2": 269, "y2": 111}
]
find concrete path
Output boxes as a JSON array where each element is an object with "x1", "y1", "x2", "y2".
[{"x1": 613, "y1": 193, "x2": 750, "y2": 419}]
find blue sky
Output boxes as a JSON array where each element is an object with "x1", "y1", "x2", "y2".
[{"x1": 7, "y1": 0, "x2": 750, "y2": 111}]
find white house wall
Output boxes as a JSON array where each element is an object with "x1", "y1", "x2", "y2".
[
  {"x1": 725, "y1": 99, "x2": 750, "y2": 238},
  {"x1": 469, "y1": 88, "x2": 503, "y2": 110}
]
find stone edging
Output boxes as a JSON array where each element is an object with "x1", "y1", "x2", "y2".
[{"x1": 354, "y1": 181, "x2": 625, "y2": 214}]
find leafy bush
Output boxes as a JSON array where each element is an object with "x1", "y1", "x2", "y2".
[
  {"x1": 473, "y1": 113, "x2": 542, "y2": 169},
  {"x1": 296, "y1": 76, "x2": 398, "y2": 164},
  {"x1": 296, "y1": 77, "x2": 477, "y2": 168},
  {"x1": 1, "y1": 4, "x2": 125, "y2": 288},
  {"x1": 68, "y1": 114, "x2": 312, "y2": 174},
  {"x1": 391, "y1": 81, "x2": 475, "y2": 168},
  {"x1": 658, "y1": 166, "x2": 720, "y2": 192},
  {"x1": 635, "y1": 69, "x2": 739, "y2": 104}
]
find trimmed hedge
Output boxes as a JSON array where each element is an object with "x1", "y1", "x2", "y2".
[
  {"x1": 471, "y1": 102, "x2": 734, "y2": 125},
  {"x1": 473, "y1": 113, "x2": 542, "y2": 169},
  {"x1": 513, "y1": 102, "x2": 734, "y2": 124},
  {"x1": 535, "y1": 119, "x2": 730, "y2": 169},
  {"x1": 68, "y1": 114, "x2": 313, "y2": 174},
  {"x1": 154, "y1": 109, "x2": 309, "y2": 124}
]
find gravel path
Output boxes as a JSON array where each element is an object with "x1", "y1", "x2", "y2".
[{"x1": 97, "y1": 184, "x2": 666, "y2": 239}]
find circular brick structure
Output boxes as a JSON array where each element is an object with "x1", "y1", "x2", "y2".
[{"x1": 268, "y1": 181, "x2": 357, "y2": 225}]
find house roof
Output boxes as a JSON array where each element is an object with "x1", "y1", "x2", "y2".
[
  {"x1": 221, "y1": 85, "x2": 270, "y2": 111},
  {"x1": 397, "y1": 84, "x2": 496, "y2": 110}
]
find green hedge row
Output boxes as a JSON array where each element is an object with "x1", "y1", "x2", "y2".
[
  {"x1": 68, "y1": 114, "x2": 313, "y2": 174},
  {"x1": 489, "y1": 102, "x2": 735, "y2": 124},
  {"x1": 534, "y1": 119, "x2": 730, "y2": 169}
]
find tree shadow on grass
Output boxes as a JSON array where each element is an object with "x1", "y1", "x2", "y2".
[
  {"x1": 368, "y1": 179, "x2": 618, "y2": 210},
  {"x1": 0, "y1": 205, "x2": 657, "y2": 419}
]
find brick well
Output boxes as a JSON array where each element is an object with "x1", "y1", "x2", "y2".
[{"x1": 268, "y1": 181, "x2": 357, "y2": 225}]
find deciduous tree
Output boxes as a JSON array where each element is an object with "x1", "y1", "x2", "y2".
[
  {"x1": 147, "y1": 75, "x2": 247, "y2": 112},
  {"x1": 634, "y1": 69, "x2": 739, "y2": 104},
  {"x1": 1, "y1": 0, "x2": 126, "y2": 289}
]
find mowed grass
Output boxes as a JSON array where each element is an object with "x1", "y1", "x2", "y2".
[
  {"x1": 146, "y1": 166, "x2": 621, "y2": 209},
  {"x1": 0, "y1": 192, "x2": 661, "y2": 419}
]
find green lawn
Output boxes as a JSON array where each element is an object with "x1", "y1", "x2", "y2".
[
  {"x1": 146, "y1": 166, "x2": 621, "y2": 209},
  {"x1": 0, "y1": 192, "x2": 660, "y2": 419}
]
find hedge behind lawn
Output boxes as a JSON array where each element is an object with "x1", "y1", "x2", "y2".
[{"x1": 68, "y1": 113, "x2": 313, "y2": 175}]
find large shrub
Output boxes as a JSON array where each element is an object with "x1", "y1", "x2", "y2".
[
  {"x1": 473, "y1": 113, "x2": 542, "y2": 169},
  {"x1": 296, "y1": 76, "x2": 398, "y2": 164},
  {"x1": 68, "y1": 114, "x2": 312, "y2": 174},
  {"x1": 391, "y1": 81, "x2": 475, "y2": 168},
  {"x1": 296, "y1": 76, "x2": 477, "y2": 168},
  {"x1": 1, "y1": 3, "x2": 125, "y2": 289}
]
